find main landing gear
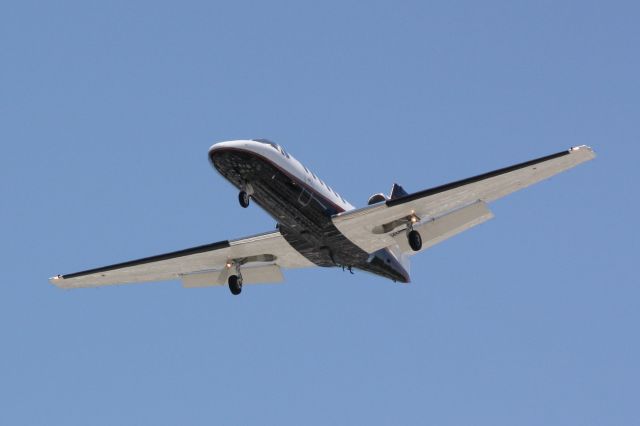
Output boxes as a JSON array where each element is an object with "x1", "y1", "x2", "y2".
[
  {"x1": 228, "y1": 274, "x2": 243, "y2": 295},
  {"x1": 407, "y1": 214, "x2": 422, "y2": 251},
  {"x1": 227, "y1": 260, "x2": 243, "y2": 295},
  {"x1": 408, "y1": 230, "x2": 422, "y2": 251}
]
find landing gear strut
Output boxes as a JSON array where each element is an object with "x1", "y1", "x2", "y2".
[
  {"x1": 228, "y1": 274, "x2": 243, "y2": 295},
  {"x1": 406, "y1": 213, "x2": 422, "y2": 252},
  {"x1": 227, "y1": 261, "x2": 243, "y2": 295}
]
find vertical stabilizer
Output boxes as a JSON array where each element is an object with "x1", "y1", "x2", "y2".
[{"x1": 389, "y1": 183, "x2": 408, "y2": 200}]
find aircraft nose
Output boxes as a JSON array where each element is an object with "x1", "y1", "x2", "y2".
[
  {"x1": 209, "y1": 141, "x2": 227, "y2": 154},
  {"x1": 209, "y1": 140, "x2": 249, "y2": 154},
  {"x1": 208, "y1": 140, "x2": 252, "y2": 166},
  {"x1": 208, "y1": 142, "x2": 227, "y2": 163}
]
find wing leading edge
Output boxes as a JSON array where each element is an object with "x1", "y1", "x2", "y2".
[
  {"x1": 50, "y1": 231, "x2": 314, "y2": 289},
  {"x1": 333, "y1": 145, "x2": 595, "y2": 254}
]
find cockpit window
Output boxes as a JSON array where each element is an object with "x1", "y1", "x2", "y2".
[
  {"x1": 252, "y1": 139, "x2": 280, "y2": 151},
  {"x1": 253, "y1": 138, "x2": 275, "y2": 144},
  {"x1": 252, "y1": 139, "x2": 292, "y2": 159}
]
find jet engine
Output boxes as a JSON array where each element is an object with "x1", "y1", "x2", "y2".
[
  {"x1": 367, "y1": 193, "x2": 387, "y2": 205},
  {"x1": 367, "y1": 183, "x2": 409, "y2": 205}
]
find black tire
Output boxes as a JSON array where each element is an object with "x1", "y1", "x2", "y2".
[
  {"x1": 408, "y1": 230, "x2": 422, "y2": 251},
  {"x1": 239, "y1": 191, "x2": 250, "y2": 208},
  {"x1": 228, "y1": 274, "x2": 242, "y2": 295}
]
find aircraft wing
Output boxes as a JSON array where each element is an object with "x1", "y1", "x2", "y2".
[
  {"x1": 332, "y1": 145, "x2": 595, "y2": 254},
  {"x1": 50, "y1": 231, "x2": 314, "y2": 289}
]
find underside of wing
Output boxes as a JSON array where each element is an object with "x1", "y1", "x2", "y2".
[
  {"x1": 333, "y1": 145, "x2": 595, "y2": 254},
  {"x1": 50, "y1": 231, "x2": 314, "y2": 289}
]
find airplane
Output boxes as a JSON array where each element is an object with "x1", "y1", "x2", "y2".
[{"x1": 50, "y1": 140, "x2": 595, "y2": 295}]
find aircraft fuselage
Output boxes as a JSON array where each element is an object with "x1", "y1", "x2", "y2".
[{"x1": 209, "y1": 139, "x2": 410, "y2": 283}]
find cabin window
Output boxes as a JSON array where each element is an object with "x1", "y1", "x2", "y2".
[{"x1": 279, "y1": 147, "x2": 290, "y2": 159}]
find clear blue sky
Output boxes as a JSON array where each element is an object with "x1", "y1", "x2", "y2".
[{"x1": 1, "y1": 1, "x2": 638, "y2": 424}]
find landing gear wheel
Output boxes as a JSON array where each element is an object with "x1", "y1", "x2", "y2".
[
  {"x1": 228, "y1": 274, "x2": 243, "y2": 295},
  {"x1": 239, "y1": 191, "x2": 250, "y2": 208},
  {"x1": 408, "y1": 230, "x2": 422, "y2": 251}
]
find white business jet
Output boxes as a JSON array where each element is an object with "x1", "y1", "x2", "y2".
[{"x1": 50, "y1": 140, "x2": 595, "y2": 295}]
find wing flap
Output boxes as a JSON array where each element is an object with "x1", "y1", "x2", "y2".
[
  {"x1": 181, "y1": 269, "x2": 229, "y2": 288},
  {"x1": 394, "y1": 201, "x2": 494, "y2": 254},
  {"x1": 240, "y1": 264, "x2": 284, "y2": 284},
  {"x1": 181, "y1": 264, "x2": 283, "y2": 288}
]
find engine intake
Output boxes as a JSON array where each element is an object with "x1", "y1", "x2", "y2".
[{"x1": 368, "y1": 193, "x2": 388, "y2": 205}]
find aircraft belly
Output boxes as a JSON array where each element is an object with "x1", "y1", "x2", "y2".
[{"x1": 210, "y1": 149, "x2": 409, "y2": 283}]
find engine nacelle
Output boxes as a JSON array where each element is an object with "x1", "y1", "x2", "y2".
[
  {"x1": 368, "y1": 193, "x2": 388, "y2": 205},
  {"x1": 368, "y1": 184, "x2": 408, "y2": 205}
]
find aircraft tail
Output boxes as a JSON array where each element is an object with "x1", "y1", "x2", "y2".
[{"x1": 389, "y1": 183, "x2": 408, "y2": 199}]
